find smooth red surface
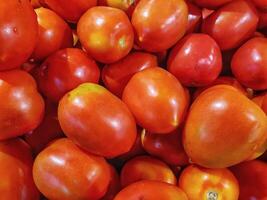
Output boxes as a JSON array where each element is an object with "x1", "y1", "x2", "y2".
[
  {"x1": 252, "y1": 0, "x2": 267, "y2": 11},
  {"x1": 192, "y1": 0, "x2": 233, "y2": 9},
  {"x1": 186, "y1": 1, "x2": 202, "y2": 34}
]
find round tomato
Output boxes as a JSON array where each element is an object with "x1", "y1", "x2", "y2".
[
  {"x1": 0, "y1": 0, "x2": 38, "y2": 71},
  {"x1": 192, "y1": 0, "x2": 233, "y2": 9},
  {"x1": 186, "y1": 1, "x2": 202, "y2": 34},
  {"x1": 132, "y1": 0, "x2": 188, "y2": 52},
  {"x1": 183, "y1": 85, "x2": 267, "y2": 168},
  {"x1": 58, "y1": 83, "x2": 137, "y2": 158},
  {"x1": 179, "y1": 165, "x2": 239, "y2": 200},
  {"x1": 77, "y1": 6, "x2": 134, "y2": 63}
]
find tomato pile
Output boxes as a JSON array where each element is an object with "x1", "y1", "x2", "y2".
[{"x1": 1, "y1": 0, "x2": 267, "y2": 199}]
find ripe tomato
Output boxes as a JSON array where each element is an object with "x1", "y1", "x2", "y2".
[
  {"x1": 114, "y1": 180, "x2": 188, "y2": 200},
  {"x1": 231, "y1": 37, "x2": 267, "y2": 90},
  {"x1": 179, "y1": 165, "x2": 239, "y2": 200},
  {"x1": 39, "y1": 0, "x2": 97, "y2": 22},
  {"x1": 122, "y1": 67, "x2": 187, "y2": 134},
  {"x1": 230, "y1": 160, "x2": 267, "y2": 200},
  {"x1": 77, "y1": 7, "x2": 134, "y2": 63},
  {"x1": 186, "y1": 1, "x2": 202, "y2": 34},
  {"x1": 31, "y1": 0, "x2": 41, "y2": 8},
  {"x1": 0, "y1": 70, "x2": 44, "y2": 140},
  {"x1": 0, "y1": 0, "x2": 38, "y2": 71},
  {"x1": 31, "y1": 8, "x2": 73, "y2": 61},
  {"x1": 183, "y1": 85, "x2": 267, "y2": 168},
  {"x1": 33, "y1": 138, "x2": 111, "y2": 200},
  {"x1": 0, "y1": 138, "x2": 40, "y2": 200},
  {"x1": 167, "y1": 33, "x2": 222, "y2": 87},
  {"x1": 36, "y1": 48, "x2": 100, "y2": 102},
  {"x1": 202, "y1": 0, "x2": 259, "y2": 50},
  {"x1": 58, "y1": 83, "x2": 137, "y2": 158},
  {"x1": 253, "y1": 93, "x2": 267, "y2": 114},
  {"x1": 102, "y1": 51, "x2": 157, "y2": 97},
  {"x1": 252, "y1": 0, "x2": 267, "y2": 11},
  {"x1": 120, "y1": 156, "x2": 177, "y2": 187},
  {"x1": 132, "y1": 0, "x2": 188, "y2": 52},
  {"x1": 192, "y1": 0, "x2": 233, "y2": 9}
]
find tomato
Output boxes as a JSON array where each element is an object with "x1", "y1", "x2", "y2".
[
  {"x1": 179, "y1": 165, "x2": 239, "y2": 200},
  {"x1": 77, "y1": 7, "x2": 134, "y2": 63},
  {"x1": 0, "y1": 70, "x2": 44, "y2": 140},
  {"x1": 202, "y1": 0, "x2": 259, "y2": 50},
  {"x1": 253, "y1": 93, "x2": 267, "y2": 114},
  {"x1": 230, "y1": 160, "x2": 267, "y2": 200},
  {"x1": 58, "y1": 83, "x2": 137, "y2": 158},
  {"x1": 141, "y1": 129, "x2": 189, "y2": 166},
  {"x1": 114, "y1": 180, "x2": 188, "y2": 200},
  {"x1": 252, "y1": 0, "x2": 267, "y2": 11},
  {"x1": 33, "y1": 138, "x2": 111, "y2": 200},
  {"x1": 31, "y1": 8, "x2": 73, "y2": 61},
  {"x1": 36, "y1": 48, "x2": 100, "y2": 102},
  {"x1": 102, "y1": 51, "x2": 157, "y2": 97},
  {"x1": 0, "y1": 0, "x2": 38, "y2": 71},
  {"x1": 183, "y1": 85, "x2": 267, "y2": 168},
  {"x1": 192, "y1": 0, "x2": 233, "y2": 9},
  {"x1": 186, "y1": 1, "x2": 202, "y2": 34},
  {"x1": 259, "y1": 10, "x2": 267, "y2": 30},
  {"x1": 132, "y1": 0, "x2": 188, "y2": 52},
  {"x1": 31, "y1": 0, "x2": 41, "y2": 8},
  {"x1": 167, "y1": 33, "x2": 222, "y2": 87},
  {"x1": 39, "y1": 0, "x2": 97, "y2": 22},
  {"x1": 231, "y1": 37, "x2": 267, "y2": 90},
  {"x1": 122, "y1": 67, "x2": 187, "y2": 134},
  {"x1": 120, "y1": 156, "x2": 177, "y2": 187}
]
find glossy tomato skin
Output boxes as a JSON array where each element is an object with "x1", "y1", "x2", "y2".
[
  {"x1": 186, "y1": 1, "x2": 202, "y2": 34},
  {"x1": 33, "y1": 138, "x2": 111, "y2": 200},
  {"x1": 132, "y1": 0, "x2": 188, "y2": 52},
  {"x1": 0, "y1": 70, "x2": 44, "y2": 140},
  {"x1": 36, "y1": 48, "x2": 100, "y2": 102},
  {"x1": 102, "y1": 52, "x2": 157, "y2": 97},
  {"x1": 231, "y1": 37, "x2": 267, "y2": 90},
  {"x1": 31, "y1": 8, "x2": 73, "y2": 61},
  {"x1": 167, "y1": 33, "x2": 222, "y2": 87},
  {"x1": 179, "y1": 165, "x2": 239, "y2": 200},
  {"x1": 58, "y1": 83, "x2": 137, "y2": 158},
  {"x1": 230, "y1": 160, "x2": 267, "y2": 200},
  {"x1": 114, "y1": 180, "x2": 188, "y2": 200},
  {"x1": 0, "y1": 0, "x2": 38, "y2": 71},
  {"x1": 183, "y1": 85, "x2": 267, "y2": 168},
  {"x1": 0, "y1": 138, "x2": 40, "y2": 200},
  {"x1": 192, "y1": 0, "x2": 233, "y2": 9},
  {"x1": 202, "y1": 0, "x2": 259, "y2": 50},
  {"x1": 123, "y1": 67, "x2": 187, "y2": 134},
  {"x1": 77, "y1": 7, "x2": 134, "y2": 63}
]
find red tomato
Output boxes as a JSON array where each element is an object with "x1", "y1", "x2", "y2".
[
  {"x1": 0, "y1": 0, "x2": 38, "y2": 71},
  {"x1": 120, "y1": 156, "x2": 177, "y2": 187},
  {"x1": 231, "y1": 37, "x2": 267, "y2": 90},
  {"x1": 39, "y1": 0, "x2": 97, "y2": 22},
  {"x1": 192, "y1": 0, "x2": 233, "y2": 9},
  {"x1": 31, "y1": 8, "x2": 73, "y2": 61},
  {"x1": 58, "y1": 83, "x2": 137, "y2": 158},
  {"x1": 122, "y1": 67, "x2": 187, "y2": 134},
  {"x1": 33, "y1": 138, "x2": 111, "y2": 200},
  {"x1": 230, "y1": 160, "x2": 267, "y2": 200},
  {"x1": 0, "y1": 138, "x2": 40, "y2": 200},
  {"x1": 77, "y1": 7, "x2": 134, "y2": 63},
  {"x1": 183, "y1": 85, "x2": 267, "y2": 168},
  {"x1": 0, "y1": 70, "x2": 44, "y2": 140},
  {"x1": 202, "y1": 0, "x2": 259, "y2": 50},
  {"x1": 179, "y1": 165, "x2": 239, "y2": 200},
  {"x1": 114, "y1": 180, "x2": 188, "y2": 200},
  {"x1": 102, "y1": 51, "x2": 157, "y2": 97},
  {"x1": 167, "y1": 33, "x2": 222, "y2": 87},
  {"x1": 132, "y1": 0, "x2": 188, "y2": 52},
  {"x1": 36, "y1": 48, "x2": 100, "y2": 102},
  {"x1": 259, "y1": 10, "x2": 267, "y2": 30},
  {"x1": 31, "y1": 0, "x2": 41, "y2": 8},
  {"x1": 186, "y1": 1, "x2": 202, "y2": 34},
  {"x1": 252, "y1": 0, "x2": 267, "y2": 11}
]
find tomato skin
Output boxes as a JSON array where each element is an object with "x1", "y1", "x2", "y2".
[
  {"x1": 120, "y1": 156, "x2": 177, "y2": 187},
  {"x1": 231, "y1": 37, "x2": 267, "y2": 90},
  {"x1": 0, "y1": 0, "x2": 38, "y2": 71},
  {"x1": 252, "y1": 0, "x2": 267, "y2": 11},
  {"x1": 167, "y1": 33, "x2": 222, "y2": 87},
  {"x1": 202, "y1": 0, "x2": 259, "y2": 50},
  {"x1": 77, "y1": 7, "x2": 134, "y2": 64},
  {"x1": 102, "y1": 52, "x2": 157, "y2": 97},
  {"x1": 132, "y1": 0, "x2": 188, "y2": 52},
  {"x1": 186, "y1": 1, "x2": 202, "y2": 34},
  {"x1": 230, "y1": 160, "x2": 267, "y2": 200},
  {"x1": 31, "y1": 0, "x2": 42, "y2": 8},
  {"x1": 179, "y1": 165, "x2": 239, "y2": 200},
  {"x1": 123, "y1": 67, "x2": 187, "y2": 134},
  {"x1": 36, "y1": 48, "x2": 100, "y2": 102},
  {"x1": 183, "y1": 85, "x2": 267, "y2": 168},
  {"x1": 192, "y1": 0, "x2": 233, "y2": 9},
  {"x1": 33, "y1": 138, "x2": 111, "y2": 200},
  {"x1": 58, "y1": 83, "x2": 137, "y2": 158}
]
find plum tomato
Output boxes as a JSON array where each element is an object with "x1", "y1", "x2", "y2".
[
  {"x1": 192, "y1": 0, "x2": 233, "y2": 9},
  {"x1": 186, "y1": 1, "x2": 202, "y2": 34}
]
